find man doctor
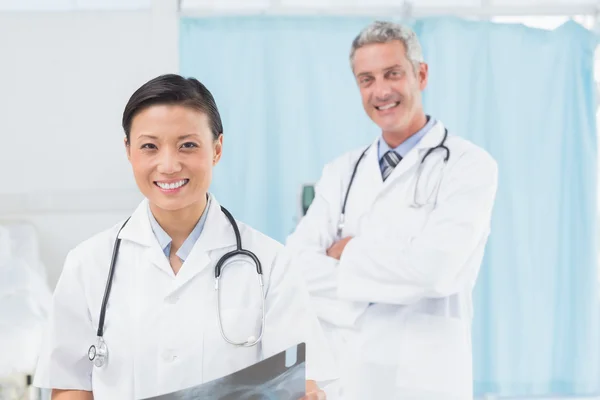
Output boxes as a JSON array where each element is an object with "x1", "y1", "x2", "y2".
[{"x1": 285, "y1": 21, "x2": 498, "y2": 399}]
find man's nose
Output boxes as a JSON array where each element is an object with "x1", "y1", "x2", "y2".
[{"x1": 372, "y1": 80, "x2": 393, "y2": 102}]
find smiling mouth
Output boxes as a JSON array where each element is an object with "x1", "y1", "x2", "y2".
[
  {"x1": 154, "y1": 179, "x2": 189, "y2": 190},
  {"x1": 375, "y1": 102, "x2": 400, "y2": 111}
]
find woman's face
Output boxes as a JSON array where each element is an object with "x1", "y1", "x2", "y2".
[{"x1": 126, "y1": 104, "x2": 222, "y2": 213}]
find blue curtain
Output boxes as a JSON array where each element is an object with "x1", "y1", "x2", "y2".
[
  {"x1": 180, "y1": 16, "x2": 599, "y2": 397},
  {"x1": 414, "y1": 17, "x2": 600, "y2": 396}
]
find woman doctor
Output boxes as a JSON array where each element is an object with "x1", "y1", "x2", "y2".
[{"x1": 33, "y1": 74, "x2": 334, "y2": 399}]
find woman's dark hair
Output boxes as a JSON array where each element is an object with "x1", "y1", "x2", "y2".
[{"x1": 122, "y1": 74, "x2": 223, "y2": 143}]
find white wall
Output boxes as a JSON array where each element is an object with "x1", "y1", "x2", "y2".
[{"x1": 0, "y1": 1, "x2": 179, "y2": 288}]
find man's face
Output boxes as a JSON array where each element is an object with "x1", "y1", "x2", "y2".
[{"x1": 353, "y1": 40, "x2": 428, "y2": 135}]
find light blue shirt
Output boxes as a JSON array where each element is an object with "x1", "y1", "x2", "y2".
[
  {"x1": 377, "y1": 115, "x2": 436, "y2": 175},
  {"x1": 147, "y1": 195, "x2": 212, "y2": 261}
]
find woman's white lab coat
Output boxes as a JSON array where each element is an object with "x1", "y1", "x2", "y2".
[
  {"x1": 33, "y1": 194, "x2": 337, "y2": 399},
  {"x1": 286, "y1": 121, "x2": 498, "y2": 400}
]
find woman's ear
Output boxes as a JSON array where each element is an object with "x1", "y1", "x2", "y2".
[
  {"x1": 213, "y1": 134, "x2": 223, "y2": 165},
  {"x1": 124, "y1": 137, "x2": 131, "y2": 161}
]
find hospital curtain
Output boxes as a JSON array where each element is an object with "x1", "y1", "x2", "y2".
[
  {"x1": 414, "y1": 17, "x2": 600, "y2": 396},
  {"x1": 179, "y1": 16, "x2": 600, "y2": 397}
]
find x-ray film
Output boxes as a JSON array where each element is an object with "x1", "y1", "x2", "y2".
[{"x1": 142, "y1": 342, "x2": 306, "y2": 400}]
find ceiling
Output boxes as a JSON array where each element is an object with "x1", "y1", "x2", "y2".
[{"x1": 0, "y1": 0, "x2": 598, "y2": 17}]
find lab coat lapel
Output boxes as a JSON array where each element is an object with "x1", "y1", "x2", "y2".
[
  {"x1": 348, "y1": 137, "x2": 382, "y2": 213},
  {"x1": 382, "y1": 121, "x2": 446, "y2": 188},
  {"x1": 118, "y1": 199, "x2": 173, "y2": 276},
  {"x1": 170, "y1": 195, "x2": 237, "y2": 292}
]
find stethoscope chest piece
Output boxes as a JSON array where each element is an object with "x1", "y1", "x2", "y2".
[{"x1": 88, "y1": 336, "x2": 108, "y2": 368}]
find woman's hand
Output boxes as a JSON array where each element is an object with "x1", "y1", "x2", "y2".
[
  {"x1": 51, "y1": 389, "x2": 93, "y2": 400},
  {"x1": 300, "y1": 380, "x2": 326, "y2": 400}
]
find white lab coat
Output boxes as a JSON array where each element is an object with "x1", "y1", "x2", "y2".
[
  {"x1": 286, "y1": 121, "x2": 498, "y2": 400},
  {"x1": 33, "y1": 194, "x2": 337, "y2": 399}
]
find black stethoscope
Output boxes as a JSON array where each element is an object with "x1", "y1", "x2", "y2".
[
  {"x1": 87, "y1": 205, "x2": 265, "y2": 368},
  {"x1": 337, "y1": 128, "x2": 450, "y2": 238}
]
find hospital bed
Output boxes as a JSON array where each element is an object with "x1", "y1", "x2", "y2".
[{"x1": 0, "y1": 222, "x2": 51, "y2": 400}]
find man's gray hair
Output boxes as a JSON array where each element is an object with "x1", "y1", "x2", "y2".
[{"x1": 350, "y1": 21, "x2": 424, "y2": 71}]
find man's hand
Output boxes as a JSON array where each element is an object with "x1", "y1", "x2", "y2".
[
  {"x1": 326, "y1": 237, "x2": 353, "y2": 260},
  {"x1": 300, "y1": 380, "x2": 326, "y2": 400}
]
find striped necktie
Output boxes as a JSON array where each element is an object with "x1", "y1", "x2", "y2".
[{"x1": 382, "y1": 150, "x2": 402, "y2": 181}]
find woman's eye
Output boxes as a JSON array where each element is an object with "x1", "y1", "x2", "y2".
[
  {"x1": 181, "y1": 142, "x2": 198, "y2": 149},
  {"x1": 141, "y1": 143, "x2": 157, "y2": 150}
]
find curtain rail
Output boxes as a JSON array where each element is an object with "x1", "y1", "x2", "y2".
[{"x1": 178, "y1": 3, "x2": 599, "y2": 18}]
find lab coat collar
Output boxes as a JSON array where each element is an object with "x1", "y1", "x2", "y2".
[
  {"x1": 414, "y1": 120, "x2": 447, "y2": 153},
  {"x1": 118, "y1": 198, "x2": 155, "y2": 247},
  {"x1": 189, "y1": 194, "x2": 237, "y2": 253},
  {"x1": 366, "y1": 135, "x2": 382, "y2": 181},
  {"x1": 382, "y1": 120, "x2": 447, "y2": 186},
  {"x1": 118, "y1": 194, "x2": 235, "y2": 254},
  {"x1": 118, "y1": 194, "x2": 238, "y2": 285},
  {"x1": 171, "y1": 194, "x2": 237, "y2": 289},
  {"x1": 342, "y1": 137, "x2": 384, "y2": 218}
]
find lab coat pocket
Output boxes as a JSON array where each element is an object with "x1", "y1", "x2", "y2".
[
  {"x1": 396, "y1": 312, "x2": 471, "y2": 397},
  {"x1": 202, "y1": 307, "x2": 262, "y2": 382}
]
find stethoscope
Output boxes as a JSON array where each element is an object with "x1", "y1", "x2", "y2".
[
  {"x1": 337, "y1": 128, "x2": 450, "y2": 238},
  {"x1": 88, "y1": 206, "x2": 265, "y2": 368}
]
